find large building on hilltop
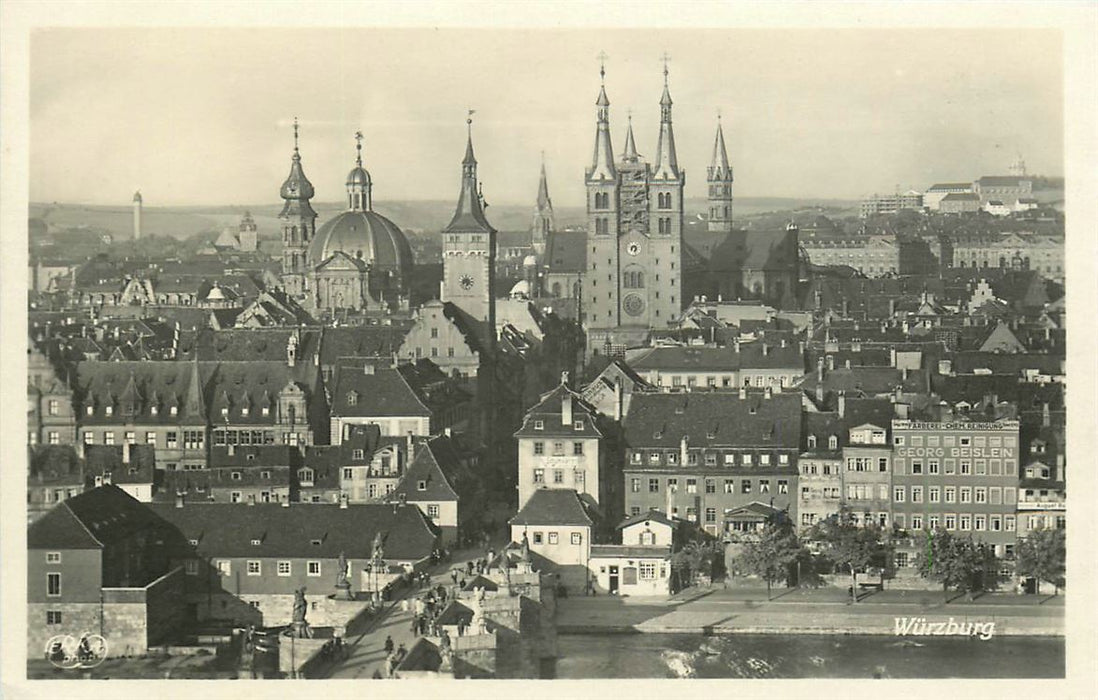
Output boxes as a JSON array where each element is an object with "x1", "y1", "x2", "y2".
[{"x1": 277, "y1": 122, "x2": 413, "y2": 316}]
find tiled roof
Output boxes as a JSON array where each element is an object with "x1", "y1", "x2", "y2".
[
  {"x1": 976, "y1": 176, "x2": 1031, "y2": 187},
  {"x1": 150, "y1": 501, "x2": 439, "y2": 561},
  {"x1": 623, "y1": 390, "x2": 801, "y2": 449},
  {"x1": 927, "y1": 183, "x2": 974, "y2": 191},
  {"x1": 617, "y1": 509, "x2": 676, "y2": 530},
  {"x1": 331, "y1": 360, "x2": 463, "y2": 418},
  {"x1": 509, "y1": 488, "x2": 594, "y2": 527},
  {"x1": 178, "y1": 328, "x2": 322, "y2": 364},
  {"x1": 29, "y1": 484, "x2": 168, "y2": 550},
  {"x1": 389, "y1": 439, "x2": 459, "y2": 502},
  {"x1": 318, "y1": 326, "x2": 410, "y2": 365},
  {"x1": 630, "y1": 347, "x2": 739, "y2": 372},
  {"x1": 83, "y1": 445, "x2": 157, "y2": 484},
  {"x1": 208, "y1": 445, "x2": 301, "y2": 468},
  {"x1": 28, "y1": 446, "x2": 84, "y2": 486},
  {"x1": 941, "y1": 193, "x2": 980, "y2": 202},
  {"x1": 514, "y1": 382, "x2": 601, "y2": 438},
  {"x1": 543, "y1": 231, "x2": 586, "y2": 274}
]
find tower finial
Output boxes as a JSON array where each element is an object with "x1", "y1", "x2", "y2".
[
  {"x1": 293, "y1": 116, "x2": 300, "y2": 154},
  {"x1": 354, "y1": 130, "x2": 363, "y2": 166},
  {"x1": 717, "y1": 108, "x2": 722, "y2": 122},
  {"x1": 661, "y1": 51, "x2": 671, "y2": 86},
  {"x1": 597, "y1": 50, "x2": 608, "y2": 85}
]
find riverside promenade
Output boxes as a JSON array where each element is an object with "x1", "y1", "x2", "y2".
[{"x1": 556, "y1": 586, "x2": 1064, "y2": 637}]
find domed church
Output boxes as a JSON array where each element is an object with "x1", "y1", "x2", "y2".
[{"x1": 278, "y1": 122, "x2": 413, "y2": 315}]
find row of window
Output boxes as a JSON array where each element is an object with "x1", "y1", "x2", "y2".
[
  {"x1": 28, "y1": 431, "x2": 63, "y2": 445},
  {"x1": 590, "y1": 192, "x2": 676, "y2": 210},
  {"x1": 630, "y1": 451, "x2": 791, "y2": 467},
  {"x1": 531, "y1": 419, "x2": 585, "y2": 432},
  {"x1": 84, "y1": 404, "x2": 182, "y2": 417},
  {"x1": 533, "y1": 441, "x2": 585, "y2": 456},
  {"x1": 894, "y1": 435, "x2": 1017, "y2": 448},
  {"x1": 629, "y1": 476, "x2": 789, "y2": 495},
  {"x1": 898, "y1": 458, "x2": 1017, "y2": 477},
  {"x1": 894, "y1": 485, "x2": 1017, "y2": 505},
  {"x1": 846, "y1": 457, "x2": 889, "y2": 472},
  {"x1": 530, "y1": 531, "x2": 583, "y2": 546},
  {"x1": 533, "y1": 468, "x2": 585, "y2": 486},
  {"x1": 82, "y1": 429, "x2": 206, "y2": 449},
  {"x1": 895, "y1": 513, "x2": 1017, "y2": 533}
]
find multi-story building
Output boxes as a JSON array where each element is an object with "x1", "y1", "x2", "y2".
[
  {"x1": 622, "y1": 389, "x2": 801, "y2": 537},
  {"x1": 514, "y1": 375, "x2": 607, "y2": 511},
  {"x1": 206, "y1": 445, "x2": 299, "y2": 504},
  {"x1": 797, "y1": 412, "x2": 844, "y2": 531},
  {"x1": 801, "y1": 236, "x2": 900, "y2": 277},
  {"x1": 28, "y1": 340, "x2": 77, "y2": 447},
  {"x1": 891, "y1": 418, "x2": 1020, "y2": 557},
  {"x1": 859, "y1": 191, "x2": 923, "y2": 218},
  {"x1": 938, "y1": 192, "x2": 981, "y2": 214},
  {"x1": 973, "y1": 175, "x2": 1033, "y2": 205},
  {"x1": 949, "y1": 232, "x2": 1064, "y2": 282},
  {"x1": 508, "y1": 488, "x2": 596, "y2": 593},
  {"x1": 923, "y1": 182, "x2": 974, "y2": 211},
  {"x1": 841, "y1": 417, "x2": 894, "y2": 528},
  {"x1": 627, "y1": 339, "x2": 803, "y2": 391}
]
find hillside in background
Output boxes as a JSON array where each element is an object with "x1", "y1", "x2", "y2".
[{"x1": 29, "y1": 196, "x2": 859, "y2": 248}]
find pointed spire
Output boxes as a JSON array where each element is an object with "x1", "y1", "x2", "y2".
[
  {"x1": 444, "y1": 112, "x2": 494, "y2": 234},
  {"x1": 536, "y1": 153, "x2": 552, "y2": 210},
  {"x1": 709, "y1": 113, "x2": 732, "y2": 180},
  {"x1": 622, "y1": 112, "x2": 639, "y2": 162},
  {"x1": 588, "y1": 52, "x2": 616, "y2": 181},
  {"x1": 653, "y1": 54, "x2": 680, "y2": 181}
]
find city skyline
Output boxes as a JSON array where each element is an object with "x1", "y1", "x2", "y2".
[{"x1": 31, "y1": 27, "x2": 1062, "y2": 208}]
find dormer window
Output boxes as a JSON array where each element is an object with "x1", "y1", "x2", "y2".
[
  {"x1": 105, "y1": 406, "x2": 113, "y2": 417},
  {"x1": 299, "y1": 468, "x2": 314, "y2": 485},
  {"x1": 353, "y1": 449, "x2": 364, "y2": 460},
  {"x1": 311, "y1": 539, "x2": 323, "y2": 546},
  {"x1": 807, "y1": 435, "x2": 817, "y2": 448},
  {"x1": 241, "y1": 407, "x2": 249, "y2": 417},
  {"x1": 574, "y1": 420, "x2": 584, "y2": 431},
  {"x1": 534, "y1": 420, "x2": 544, "y2": 431},
  {"x1": 262, "y1": 407, "x2": 270, "y2": 417},
  {"x1": 417, "y1": 480, "x2": 427, "y2": 491},
  {"x1": 347, "y1": 391, "x2": 358, "y2": 406},
  {"x1": 86, "y1": 405, "x2": 94, "y2": 415},
  {"x1": 188, "y1": 539, "x2": 199, "y2": 547},
  {"x1": 251, "y1": 538, "x2": 262, "y2": 546},
  {"x1": 150, "y1": 406, "x2": 158, "y2": 416},
  {"x1": 170, "y1": 406, "x2": 178, "y2": 416},
  {"x1": 221, "y1": 407, "x2": 229, "y2": 417},
  {"x1": 260, "y1": 470, "x2": 270, "y2": 479},
  {"x1": 828, "y1": 435, "x2": 838, "y2": 450}
]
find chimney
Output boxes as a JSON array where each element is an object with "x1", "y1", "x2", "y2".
[
  {"x1": 799, "y1": 341, "x2": 805, "y2": 355},
  {"x1": 816, "y1": 357, "x2": 825, "y2": 382},
  {"x1": 613, "y1": 378, "x2": 623, "y2": 422},
  {"x1": 826, "y1": 355, "x2": 834, "y2": 371},
  {"x1": 764, "y1": 385, "x2": 772, "y2": 400},
  {"x1": 228, "y1": 444, "x2": 235, "y2": 457},
  {"x1": 938, "y1": 359, "x2": 953, "y2": 376},
  {"x1": 562, "y1": 390, "x2": 573, "y2": 427},
  {"x1": 733, "y1": 339, "x2": 740, "y2": 353},
  {"x1": 902, "y1": 320, "x2": 910, "y2": 334},
  {"x1": 838, "y1": 391, "x2": 846, "y2": 418},
  {"x1": 890, "y1": 347, "x2": 897, "y2": 368},
  {"x1": 901, "y1": 367, "x2": 909, "y2": 382},
  {"x1": 841, "y1": 299, "x2": 848, "y2": 317},
  {"x1": 340, "y1": 492, "x2": 349, "y2": 509},
  {"x1": 895, "y1": 402, "x2": 910, "y2": 419},
  {"x1": 175, "y1": 491, "x2": 184, "y2": 508},
  {"x1": 364, "y1": 364, "x2": 375, "y2": 375},
  {"x1": 762, "y1": 343, "x2": 770, "y2": 356},
  {"x1": 444, "y1": 427, "x2": 453, "y2": 438},
  {"x1": 406, "y1": 431, "x2": 415, "y2": 463},
  {"x1": 103, "y1": 471, "x2": 112, "y2": 485},
  {"x1": 738, "y1": 386, "x2": 747, "y2": 400},
  {"x1": 122, "y1": 441, "x2": 131, "y2": 465},
  {"x1": 780, "y1": 338, "x2": 786, "y2": 349},
  {"x1": 1042, "y1": 402, "x2": 1050, "y2": 428},
  {"x1": 680, "y1": 435, "x2": 689, "y2": 467},
  {"x1": 247, "y1": 494, "x2": 256, "y2": 506},
  {"x1": 844, "y1": 359, "x2": 851, "y2": 369}
]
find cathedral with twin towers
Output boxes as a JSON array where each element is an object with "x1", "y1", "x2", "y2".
[{"x1": 274, "y1": 55, "x2": 798, "y2": 353}]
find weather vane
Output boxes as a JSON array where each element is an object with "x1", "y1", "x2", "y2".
[
  {"x1": 292, "y1": 116, "x2": 299, "y2": 153},
  {"x1": 661, "y1": 51, "x2": 671, "y2": 84},
  {"x1": 354, "y1": 130, "x2": 363, "y2": 164},
  {"x1": 597, "y1": 50, "x2": 608, "y2": 83}
]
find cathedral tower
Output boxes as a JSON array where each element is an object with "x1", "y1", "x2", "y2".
[
  {"x1": 584, "y1": 57, "x2": 621, "y2": 338},
  {"x1": 279, "y1": 117, "x2": 317, "y2": 298},
  {"x1": 531, "y1": 153, "x2": 554, "y2": 257},
  {"x1": 707, "y1": 115, "x2": 734, "y2": 232},
  {"x1": 441, "y1": 114, "x2": 497, "y2": 341}
]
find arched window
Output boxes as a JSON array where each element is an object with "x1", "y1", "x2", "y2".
[
  {"x1": 828, "y1": 435, "x2": 838, "y2": 450},
  {"x1": 807, "y1": 435, "x2": 817, "y2": 448}
]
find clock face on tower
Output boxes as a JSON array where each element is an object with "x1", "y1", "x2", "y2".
[
  {"x1": 459, "y1": 275, "x2": 475, "y2": 290},
  {"x1": 627, "y1": 241, "x2": 641, "y2": 256}
]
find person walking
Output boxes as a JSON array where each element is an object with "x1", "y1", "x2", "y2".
[
  {"x1": 460, "y1": 578, "x2": 467, "y2": 590},
  {"x1": 451, "y1": 569, "x2": 459, "y2": 585},
  {"x1": 384, "y1": 635, "x2": 394, "y2": 655},
  {"x1": 396, "y1": 643, "x2": 407, "y2": 663}
]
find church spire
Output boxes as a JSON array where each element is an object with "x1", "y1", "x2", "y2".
[
  {"x1": 444, "y1": 111, "x2": 494, "y2": 234},
  {"x1": 280, "y1": 117, "x2": 316, "y2": 204},
  {"x1": 709, "y1": 113, "x2": 732, "y2": 180},
  {"x1": 536, "y1": 152, "x2": 552, "y2": 211},
  {"x1": 588, "y1": 52, "x2": 616, "y2": 181},
  {"x1": 622, "y1": 112, "x2": 639, "y2": 163},
  {"x1": 653, "y1": 54, "x2": 681, "y2": 181}
]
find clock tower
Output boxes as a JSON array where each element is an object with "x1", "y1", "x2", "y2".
[
  {"x1": 441, "y1": 115, "x2": 496, "y2": 343},
  {"x1": 279, "y1": 117, "x2": 317, "y2": 299}
]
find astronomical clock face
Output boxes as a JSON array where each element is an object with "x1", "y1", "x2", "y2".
[
  {"x1": 459, "y1": 274, "x2": 475, "y2": 290},
  {"x1": 623, "y1": 293, "x2": 645, "y2": 317},
  {"x1": 626, "y1": 241, "x2": 641, "y2": 256}
]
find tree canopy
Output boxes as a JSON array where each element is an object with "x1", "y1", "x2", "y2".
[{"x1": 1014, "y1": 528, "x2": 1066, "y2": 595}]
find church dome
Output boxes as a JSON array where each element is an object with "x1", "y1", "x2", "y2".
[
  {"x1": 347, "y1": 165, "x2": 372, "y2": 187},
  {"x1": 523, "y1": 254, "x2": 538, "y2": 267},
  {"x1": 308, "y1": 210, "x2": 413, "y2": 280},
  {"x1": 509, "y1": 280, "x2": 531, "y2": 298}
]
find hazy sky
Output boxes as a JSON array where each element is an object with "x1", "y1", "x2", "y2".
[{"x1": 30, "y1": 27, "x2": 1062, "y2": 207}]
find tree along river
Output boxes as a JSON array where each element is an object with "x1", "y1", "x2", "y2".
[{"x1": 555, "y1": 633, "x2": 1063, "y2": 679}]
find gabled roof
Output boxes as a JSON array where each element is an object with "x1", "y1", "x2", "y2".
[
  {"x1": 389, "y1": 439, "x2": 459, "y2": 502},
  {"x1": 514, "y1": 381, "x2": 601, "y2": 438},
  {"x1": 29, "y1": 485, "x2": 167, "y2": 550},
  {"x1": 84, "y1": 445, "x2": 157, "y2": 484},
  {"x1": 623, "y1": 390, "x2": 801, "y2": 449},
  {"x1": 617, "y1": 509, "x2": 676, "y2": 530},
  {"x1": 630, "y1": 346, "x2": 739, "y2": 373},
  {"x1": 319, "y1": 326, "x2": 410, "y2": 365},
  {"x1": 150, "y1": 501, "x2": 438, "y2": 561},
  {"x1": 509, "y1": 488, "x2": 595, "y2": 527}
]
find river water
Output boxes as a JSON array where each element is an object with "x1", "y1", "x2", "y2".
[{"x1": 555, "y1": 633, "x2": 1064, "y2": 679}]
